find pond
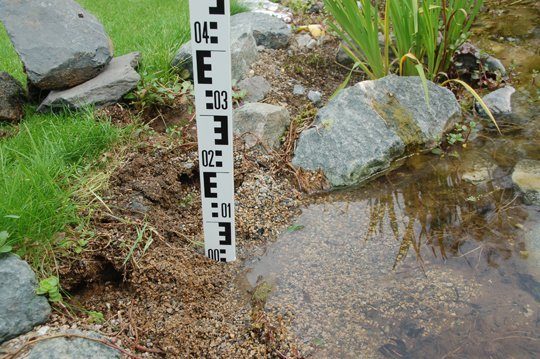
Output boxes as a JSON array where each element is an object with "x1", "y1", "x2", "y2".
[{"x1": 241, "y1": 1, "x2": 540, "y2": 357}]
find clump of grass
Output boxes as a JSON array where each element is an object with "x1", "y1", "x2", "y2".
[
  {"x1": 0, "y1": 24, "x2": 24, "y2": 83},
  {"x1": 325, "y1": 0, "x2": 483, "y2": 81},
  {"x1": 0, "y1": 110, "x2": 124, "y2": 271}
]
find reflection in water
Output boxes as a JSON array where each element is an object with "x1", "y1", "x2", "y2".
[
  {"x1": 246, "y1": 149, "x2": 539, "y2": 358},
  {"x1": 243, "y1": 1, "x2": 540, "y2": 357}
]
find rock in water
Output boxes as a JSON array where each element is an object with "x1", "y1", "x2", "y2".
[
  {"x1": 238, "y1": 76, "x2": 272, "y2": 103},
  {"x1": 293, "y1": 75, "x2": 461, "y2": 187},
  {"x1": 0, "y1": 72, "x2": 26, "y2": 123},
  {"x1": 172, "y1": 15, "x2": 259, "y2": 82},
  {"x1": 38, "y1": 53, "x2": 141, "y2": 111},
  {"x1": 477, "y1": 86, "x2": 516, "y2": 117},
  {"x1": 512, "y1": 160, "x2": 540, "y2": 206},
  {"x1": 27, "y1": 330, "x2": 120, "y2": 359},
  {"x1": 234, "y1": 103, "x2": 290, "y2": 149},
  {"x1": 0, "y1": 0, "x2": 113, "y2": 90},
  {"x1": 230, "y1": 12, "x2": 291, "y2": 49},
  {"x1": 0, "y1": 254, "x2": 51, "y2": 344}
]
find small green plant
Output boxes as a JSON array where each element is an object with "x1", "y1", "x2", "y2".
[
  {"x1": 36, "y1": 276, "x2": 62, "y2": 303},
  {"x1": 126, "y1": 72, "x2": 193, "y2": 112},
  {"x1": 287, "y1": 224, "x2": 305, "y2": 232},
  {"x1": 87, "y1": 310, "x2": 105, "y2": 324},
  {"x1": 0, "y1": 231, "x2": 13, "y2": 254}
]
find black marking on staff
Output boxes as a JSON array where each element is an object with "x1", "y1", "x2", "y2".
[
  {"x1": 203, "y1": 172, "x2": 218, "y2": 198},
  {"x1": 196, "y1": 50, "x2": 212, "y2": 84},
  {"x1": 205, "y1": 90, "x2": 214, "y2": 110},
  {"x1": 218, "y1": 222, "x2": 232, "y2": 245},
  {"x1": 209, "y1": 0, "x2": 225, "y2": 15},
  {"x1": 213, "y1": 116, "x2": 229, "y2": 145}
]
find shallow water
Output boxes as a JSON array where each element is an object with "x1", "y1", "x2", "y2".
[{"x1": 242, "y1": 1, "x2": 540, "y2": 357}]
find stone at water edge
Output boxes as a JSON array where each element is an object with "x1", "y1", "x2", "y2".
[
  {"x1": 233, "y1": 103, "x2": 291, "y2": 149},
  {"x1": 172, "y1": 14, "x2": 259, "y2": 82},
  {"x1": 0, "y1": 72, "x2": 26, "y2": 123},
  {"x1": 0, "y1": 254, "x2": 51, "y2": 344},
  {"x1": 0, "y1": 0, "x2": 113, "y2": 90},
  {"x1": 293, "y1": 75, "x2": 462, "y2": 187},
  {"x1": 37, "y1": 53, "x2": 141, "y2": 112},
  {"x1": 461, "y1": 154, "x2": 499, "y2": 184},
  {"x1": 230, "y1": 12, "x2": 292, "y2": 49},
  {"x1": 512, "y1": 160, "x2": 540, "y2": 206},
  {"x1": 27, "y1": 330, "x2": 120, "y2": 359},
  {"x1": 476, "y1": 86, "x2": 516, "y2": 118},
  {"x1": 238, "y1": 76, "x2": 272, "y2": 103}
]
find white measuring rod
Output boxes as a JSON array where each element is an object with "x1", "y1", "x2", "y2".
[{"x1": 189, "y1": 0, "x2": 236, "y2": 262}]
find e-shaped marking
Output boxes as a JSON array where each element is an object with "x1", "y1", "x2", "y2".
[
  {"x1": 203, "y1": 172, "x2": 218, "y2": 198},
  {"x1": 213, "y1": 116, "x2": 229, "y2": 145},
  {"x1": 218, "y1": 222, "x2": 232, "y2": 245},
  {"x1": 196, "y1": 50, "x2": 212, "y2": 84}
]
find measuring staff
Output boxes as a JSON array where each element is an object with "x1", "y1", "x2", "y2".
[{"x1": 188, "y1": 0, "x2": 236, "y2": 262}]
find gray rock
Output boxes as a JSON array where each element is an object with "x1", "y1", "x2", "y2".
[
  {"x1": 477, "y1": 86, "x2": 516, "y2": 117},
  {"x1": 307, "y1": 90, "x2": 323, "y2": 107},
  {"x1": 0, "y1": 0, "x2": 113, "y2": 90},
  {"x1": 0, "y1": 254, "x2": 51, "y2": 344},
  {"x1": 306, "y1": 38, "x2": 318, "y2": 49},
  {"x1": 231, "y1": 12, "x2": 291, "y2": 49},
  {"x1": 512, "y1": 160, "x2": 540, "y2": 205},
  {"x1": 0, "y1": 72, "x2": 26, "y2": 123},
  {"x1": 234, "y1": 103, "x2": 290, "y2": 149},
  {"x1": 171, "y1": 42, "x2": 194, "y2": 78},
  {"x1": 238, "y1": 76, "x2": 272, "y2": 102},
  {"x1": 483, "y1": 55, "x2": 507, "y2": 77},
  {"x1": 461, "y1": 155, "x2": 498, "y2": 184},
  {"x1": 38, "y1": 53, "x2": 141, "y2": 112},
  {"x1": 336, "y1": 44, "x2": 355, "y2": 66},
  {"x1": 293, "y1": 75, "x2": 461, "y2": 187},
  {"x1": 28, "y1": 330, "x2": 120, "y2": 359},
  {"x1": 295, "y1": 33, "x2": 313, "y2": 48},
  {"x1": 293, "y1": 84, "x2": 306, "y2": 95},
  {"x1": 242, "y1": 0, "x2": 293, "y2": 23},
  {"x1": 172, "y1": 15, "x2": 259, "y2": 82}
]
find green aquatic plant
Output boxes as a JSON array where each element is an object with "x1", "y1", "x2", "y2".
[{"x1": 325, "y1": 0, "x2": 483, "y2": 81}]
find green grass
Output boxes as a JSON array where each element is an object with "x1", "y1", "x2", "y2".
[
  {"x1": 1, "y1": 0, "x2": 248, "y2": 84},
  {"x1": 0, "y1": 24, "x2": 24, "y2": 83},
  {"x1": 0, "y1": 111, "x2": 123, "y2": 270}
]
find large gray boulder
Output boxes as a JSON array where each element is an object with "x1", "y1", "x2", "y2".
[
  {"x1": 38, "y1": 52, "x2": 141, "y2": 112},
  {"x1": 0, "y1": 0, "x2": 113, "y2": 90},
  {"x1": 230, "y1": 12, "x2": 291, "y2": 49},
  {"x1": 172, "y1": 13, "x2": 262, "y2": 81},
  {"x1": 28, "y1": 330, "x2": 120, "y2": 359},
  {"x1": 293, "y1": 75, "x2": 461, "y2": 187},
  {"x1": 512, "y1": 160, "x2": 540, "y2": 206},
  {"x1": 0, "y1": 254, "x2": 51, "y2": 344},
  {"x1": 234, "y1": 103, "x2": 290, "y2": 149},
  {"x1": 0, "y1": 72, "x2": 26, "y2": 123}
]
